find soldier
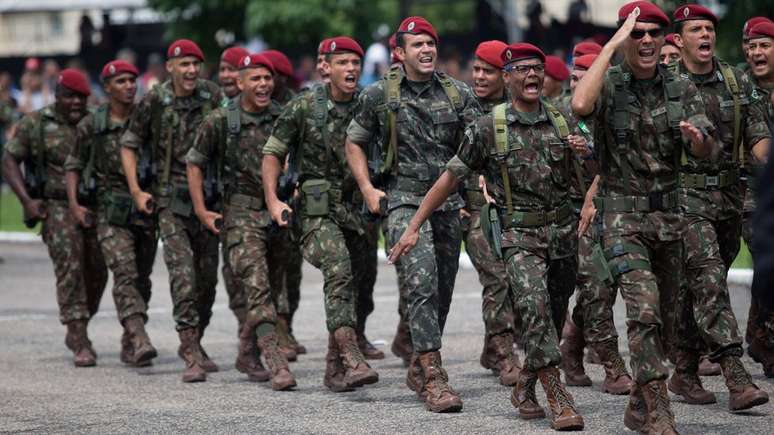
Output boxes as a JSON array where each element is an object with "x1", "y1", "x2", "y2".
[
  {"x1": 572, "y1": 2, "x2": 717, "y2": 432},
  {"x1": 572, "y1": 41, "x2": 602, "y2": 61},
  {"x1": 64, "y1": 60, "x2": 159, "y2": 368},
  {"x1": 742, "y1": 17, "x2": 773, "y2": 71},
  {"x1": 1, "y1": 69, "x2": 108, "y2": 367},
  {"x1": 390, "y1": 42, "x2": 587, "y2": 430},
  {"x1": 542, "y1": 55, "x2": 569, "y2": 102},
  {"x1": 666, "y1": 4, "x2": 770, "y2": 410},
  {"x1": 186, "y1": 53, "x2": 296, "y2": 390},
  {"x1": 120, "y1": 39, "x2": 222, "y2": 383},
  {"x1": 219, "y1": 47, "x2": 249, "y2": 99},
  {"x1": 262, "y1": 50, "x2": 299, "y2": 105},
  {"x1": 263, "y1": 36, "x2": 379, "y2": 392},
  {"x1": 660, "y1": 34, "x2": 681, "y2": 66},
  {"x1": 346, "y1": 17, "x2": 481, "y2": 413},
  {"x1": 464, "y1": 40, "x2": 521, "y2": 387},
  {"x1": 744, "y1": 21, "x2": 774, "y2": 377}
]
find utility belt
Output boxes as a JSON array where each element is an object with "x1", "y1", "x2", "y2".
[
  {"x1": 227, "y1": 193, "x2": 265, "y2": 211},
  {"x1": 679, "y1": 169, "x2": 739, "y2": 190},
  {"x1": 500, "y1": 202, "x2": 572, "y2": 228},
  {"x1": 100, "y1": 190, "x2": 142, "y2": 227},
  {"x1": 590, "y1": 240, "x2": 652, "y2": 286},
  {"x1": 157, "y1": 183, "x2": 194, "y2": 218},
  {"x1": 593, "y1": 190, "x2": 678, "y2": 213}
]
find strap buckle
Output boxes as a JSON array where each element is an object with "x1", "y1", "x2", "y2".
[
  {"x1": 705, "y1": 175, "x2": 719, "y2": 187},
  {"x1": 648, "y1": 192, "x2": 665, "y2": 211}
]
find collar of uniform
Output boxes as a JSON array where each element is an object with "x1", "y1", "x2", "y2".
[
  {"x1": 41, "y1": 104, "x2": 70, "y2": 125},
  {"x1": 619, "y1": 62, "x2": 664, "y2": 88},
  {"x1": 235, "y1": 96, "x2": 277, "y2": 125},
  {"x1": 504, "y1": 101, "x2": 548, "y2": 126},
  {"x1": 678, "y1": 56, "x2": 723, "y2": 83},
  {"x1": 321, "y1": 83, "x2": 359, "y2": 116},
  {"x1": 397, "y1": 68, "x2": 444, "y2": 93},
  {"x1": 103, "y1": 103, "x2": 132, "y2": 130}
]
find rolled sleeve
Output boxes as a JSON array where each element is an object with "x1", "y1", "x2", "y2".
[
  {"x1": 121, "y1": 129, "x2": 143, "y2": 150},
  {"x1": 63, "y1": 155, "x2": 84, "y2": 171},
  {"x1": 446, "y1": 155, "x2": 473, "y2": 180},
  {"x1": 185, "y1": 148, "x2": 208, "y2": 167},
  {"x1": 262, "y1": 135, "x2": 289, "y2": 159},
  {"x1": 346, "y1": 120, "x2": 372, "y2": 147}
]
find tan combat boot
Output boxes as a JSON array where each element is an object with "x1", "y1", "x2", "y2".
[
  {"x1": 196, "y1": 327, "x2": 219, "y2": 372},
  {"x1": 275, "y1": 315, "x2": 298, "y2": 362},
  {"x1": 357, "y1": 331, "x2": 385, "y2": 360},
  {"x1": 720, "y1": 355, "x2": 769, "y2": 411},
  {"x1": 697, "y1": 355, "x2": 721, "y2": 376},
  {"x1": 480, "y1": 334, "x2": 498, "y2": 371},
  {"x1": 234, "y1": 321, "x2": 270, "y2": 382},
  {"x1": 668, "y1": 350, "x2": 716, "y2": 404},
  {"x1": 537, "y1": 366, "x2": 585, "y2": 431},
  {"x1": 418, "y1": 351, "x2": 463, "y2": 413},
  {"x1": 334, "y1": 326, "x2": 379, "y2": 387},
  {"x1": 120, "y1": 328, "x2": 133, "y2": 365},
  {"x1": 641, "y1": 380, "x2": 678, "y2": 435},
  {"x1": 124, "y1": 315, "x2": 157, "y2": 366},
  {"x1": 257, "y1": 333, "x2": 296, "y2": 391},
  {"x1": 559, "y1": 318, "x2": 591, "y2": 387},
  {"x1": 406, "y1": 353, "x2": 425, "y2": 398},
  {"x1": 324, "y1": 334, "x2": 353, "y2": 392},
  {"x1": 65, "y1": 320, "x2": 97, "y2": 367},
  {"x1": 510, "y1": 369, "x2": 546, "y2": 420},
  {"x1": 177, "y1": 328, "x2": 206, "y2": 382},
  {"x1": 391, "y1": 317, "x2": 413, "y2": 366},
  {"x1": 624, "y1": 382, "x2": 646, "y2": 432},
  {"x1": 594, "y1": 339, "x2": 633, "y2": 395},
  {"x1": 489, "y1": 332, "x2": 521, "y2": 386}
]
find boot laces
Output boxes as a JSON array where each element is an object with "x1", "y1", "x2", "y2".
[
  {"x1": 523, "y1": 374, "x2": 539, "y2": 403},
  {"x1": 547, "y1": 371, "x2": 575, "y2": 410},
  {"x1": 647, "y1": 383, "x2": 674, "y2": 428}
]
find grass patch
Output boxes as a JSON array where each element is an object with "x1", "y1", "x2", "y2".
[{"x1": 0, "y1": 190, "x2": 39, "y2": 232}]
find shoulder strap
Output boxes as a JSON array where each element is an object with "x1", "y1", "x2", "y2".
[
  {"x1": 492, "y1": 103, "x2": 513, "y2": 215},
  {"x1": 610, "y1": 68, "x2": 632, "y2": 196},
  {"x1": 544, "y1": 101, "x2": 586, "y2": 195},
  {"x1": 383, "y1": 69, "x2": 401, "y2": 175},
  {"x1": 223, "y1": 100, "x2": 240, "y2": 178},
  {"x1": 313, "y1": 85, "x2": 333, "y2": 178},
  {"x1": 661, "y1": 66, "x2": 687, "y2": 171},
  {"x1": 82, "y1": 108, "x2": 106, "y2": 185},
  {"x1": 719, "y1": 62, "x2": 743, "y2": 165},
  {"x1": 438, "y1": 73, "x2": 463, "y2": 112}
]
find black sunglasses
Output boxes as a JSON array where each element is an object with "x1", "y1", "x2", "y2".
[{"x1": 630, "y1": 28, "x2": 665, "y2": 40}]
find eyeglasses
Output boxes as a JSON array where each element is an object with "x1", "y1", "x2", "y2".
[
  {"x1": 507, "y1": 64, "x2": 545, "y2": 74},
  {"x1": 630, "y1": 28, "x2": 665, "y2": 40}
]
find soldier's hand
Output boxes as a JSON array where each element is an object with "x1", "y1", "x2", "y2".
[
  {"x1": 132, "y1": 190, "x2": 154, "y2": 215},
  {"x1": 567, "y1": 135, "x2": 591, "y2": 158},
  {"x1": 609, "y1": 10, "x2": 639, "y2": 49},
  {"x1": 23, "y1": 199, "x2": 47, "y2": 221},
  {"x1": 679, "y1": 120, "x2": 704, "y2": 147},
  {"x1": 70, "y1": 204, "x2": 94, "y2": 228},
  {"x1": 388, "y1": 228, "x2": 419, "y2": 264},
  {"x1": 459, "y1": 208, "x2": 471, "y2": 220},
  {"x1": 269, "y1": 201, "x2": 293, "y2": 227},
  {"x1": 578, "y1": 198, "x2": 596, "y2": 237},
  {"x1": 198, "y1": 210, "x2": 223, "y2": 235},
  {"x1": 364, "y1": 186, "x2": 387, "y2": 215}
]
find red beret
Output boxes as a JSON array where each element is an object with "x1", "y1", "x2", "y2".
[
  {"x1": 749, "y1": 22, "x2": 774, "y2": 41},
  {"x1": 745, "y1": 17, "x2": 774, "y2": 38},
  {"x1": 320, "y1": 36, "x2": 364, "y2": 58},
  {"x1": 58, "y1": 68, "x2": 91, "y2": 96},
  {"x1": 572, "y1": 41, "x2": 602, "y2": 58},
  {"x1": 673, "y1": 4, "x2": 717, "y2": 25},
  {"x1": 262, "y1": 50, "x2": 294, "y2": 77},
  {"x1": 221, "y1": 47, "x2": 249, "y2": 68},
  {"x1": 664, "y1": 33, "x2": 678, "y2": 47},
  {"x1": 573, "y1": 54, "x2": 599, "y2": 71},
  {"x1": 545, "y1": 56, "x2": 570, "y2": 81},
  {"x1": 618, "y1": 1, "x2": 670, "y2": 28},
  {"x1": 317, "y1": 38, "x2": 331, "y2": 55},
  {"x1": 167, "y1": 39, "x2": 204, "y2": 62},
  {"x1": 238, "y1": 53, "x2": 275, "y2": 74},
  {"x1": 501, "y1": 43, "x2": 546, "y2": 66},
  {"x1": 397, "y1": 16, "x2": 438, "y2": 42},
  {"x1": 475, "y1": 40, "x2": 507, "y2": 69},
  {"x1": 100, "y1": 60, "x2": 139, "y2": 81},
  {"x1": 388, "y1": 34, "x2": 397, "y2": 50}
]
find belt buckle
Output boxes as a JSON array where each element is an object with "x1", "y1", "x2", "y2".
[
  {"x1": 705, "y1": 175, "x2": 719, "y2": 187},
  {"x1": 648, "y1": 192, "x2": 664, "y2": 211}
]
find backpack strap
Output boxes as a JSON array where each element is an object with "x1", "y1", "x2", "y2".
[
  {"x1": 313, "y1": 84, "x2": 333, "y2": 178},
  {"x1": 661, "y1": 65, "x2": 687, "y2": 170},
  {"x1": 492, "y1": 103, "x2": 513, "y2": 215},
  {"x1": 437, "y1": 72, "x2": 463, "y2": 112},
  {"x1": 610, "y1": 68, "x2": 633, "y2": 196},
  {"x1": 382, "y1": 68, "x2": 401, "y2": 176},
  {"x1": 718, "y1": 62, "x2": 743, "y2": 167},
  {"x1": 82, "y1": 105, "x2": 108, "y2": 187},
  {"x1": 544, "y1": 101, "x2": 586, "y2": 196}
]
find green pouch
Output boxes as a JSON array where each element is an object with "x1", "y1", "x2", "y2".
[
  {"x1": 106, "y1": 192, "x2": 134, "y2": 227},
  {"x1": 480, "y1": 202, "x2": 503, "y2": 259},
  {"x1": 301, "y1": 179, "x2": 331, "y2": 217},
  {"x1": 590, "y1": 242, "x2": 614, "y2": 285},
  {"x1": 171, "y1": 184, "x2": 193, "y2": 217}
]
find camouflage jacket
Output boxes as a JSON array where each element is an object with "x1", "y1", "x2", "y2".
[
  {"x1": 347, "y1": 69, "x2": 482, "y2": 211},
  {"x1": 446, "y1": 101, "x2": 579, "y2": 259},
  {"x1": 553, "y1": 95, "x2": 596, "y2": 207},
  {"x1": 273, "y1": 87, "x2": 297, "y2": 107},
  {"x1": 590, "y1": 63, "x2": 713, "y2": 240},
  {"x1": 675, "y1": 58, "x2": 769, "y2": 220},
  {"x1": 5, "y1": 104, "x2": 80, "y2": 199},
  {"x1": 187, "y1": 97, "x2": 281, "y2": 202},
  {"x1": 121, "y1": 79, "x2": 222, "y2": 197}
]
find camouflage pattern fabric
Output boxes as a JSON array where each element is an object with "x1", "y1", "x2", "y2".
[{"x1": 446, "y1": 101, "x2": 579, "y2": 369}]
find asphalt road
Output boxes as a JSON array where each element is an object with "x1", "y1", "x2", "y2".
[{"x1": 0, "y1": 240, "x2": 772, "y2": 434}]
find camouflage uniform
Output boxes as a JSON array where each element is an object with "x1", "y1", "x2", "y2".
[
  {"x1": 186, "y1": 97, "x2": 282, "y2": 334},
  {"x1": 6, "y1": 105, "x2": 108, "y2": 323},
  {"x1": 263, "y1": 84, "x2": 365, "y2": 333},
  {"x1": 589, "y1": 63, "x2": 713, "y2": 386},
  {"x1": 347, "y1": 71, "x2": 481, "y2": 352},
  {"x1": 674, "y1": 59, "x2": 769, "y2": 363},
  {"x1": 121, "y1": 80, "x2": 222, "y2": 331},
  {"x1": 447, "y1": 102, "x2": 579, "y2": 371},
  {"x1": 65, "y1": 104, "x2": 158, "y2": 324}
]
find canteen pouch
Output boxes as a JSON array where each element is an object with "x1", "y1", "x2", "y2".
[
  {"x1": 480, "y1": 202, "x2": 503, "y2": 259},
  {"x1": 106, "y1": 192, "x2": 134, "y2": 227},
  {"x1": 590, "y1": 242, "x2": 614, "y2": 285},
  {"x1": 171, "y1": 184, "x2": 193, "y2": 218},
  {"x1": 301, "y1": 179, "x2": 331, "y2": 217}
]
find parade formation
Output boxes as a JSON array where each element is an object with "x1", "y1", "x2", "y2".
[{"x1": 1, "y1": 1, "x2": 774, "y2": 433}]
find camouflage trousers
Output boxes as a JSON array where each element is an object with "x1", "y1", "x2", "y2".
[
  {"x1": 603, "y1": 231, "x2": 682, "y2": 385},
  {"x1": 220, "y1": 241, "x2": 243, "y2": 321},
  {"x1": 223, "y1": 203, "x2": 279, "y2": 335},
  {"x1": 385, "y1": 207, "x2": 461, "y2": 353},
  {"x1": 42, "y1": 200, "x2": 108, "y2": 324},
  {"x1": 158, "y1": 206, "x2": 219, "y2": 331},
  {"x1": 505, "y1": 248, "x2": 576, "y2": 371},
  {"x1": 464, "y1": 210, "x2": 514, "y2": 338},
  {"x1": 571, "y1": 222, "x2": 619, "y2": 345},
  {"x1": 354, "y1": 220, "x2": 379, "y2": 334},
  {"x1": 95, "y1": 211, "x2": 157, "y2": 324},
  {"x1": 676, "y1": 214, "x2": 743, "y2": 360},
  {"x1": 269, "y1": 226, "x2": 303, "y2": 319},
  {"x1": 300, "y1": 216, "x2": 360, "y2": 332}
]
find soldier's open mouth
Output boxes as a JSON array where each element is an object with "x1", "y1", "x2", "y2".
[
  {"x1": 698, "y1": 43, "x2": 712, "y2": 54},
  {"x1": 524, "y1": 83, "x2": 539, "y2": 94},
  {"x1": 419, "y1": 56, "x2": 433, "y2": 64},
  {"x1": 638, "y1": 48, "x2": 655, "y2": 57},
  {"x1": 345, "y1": 74, "x2": 357, "y2": 83}
]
